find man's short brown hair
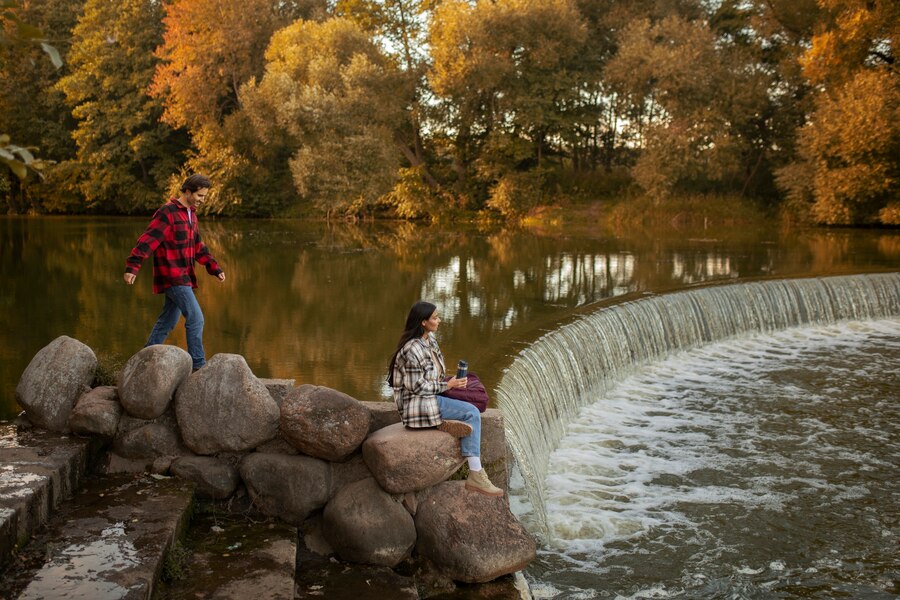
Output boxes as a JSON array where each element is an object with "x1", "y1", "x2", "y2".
[{"x1": 180, "y1": 174, "x2": 212, "y2": 193}]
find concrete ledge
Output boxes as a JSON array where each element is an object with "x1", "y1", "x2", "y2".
[
  {"x1": 0, "y1": 425, "x2": 101, "y2": 569},
  {"x1": 0, "y1": 474, "x2": 194, "y2": 600}
]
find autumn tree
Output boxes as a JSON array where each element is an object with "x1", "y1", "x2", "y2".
[
  {"x1": 0, "y1": 0, "x2": 78, "y2": 212},
  {"x1": 55, "y1": 0, "x2": 184, "y2": 212},
  {"x1": 335, "y1": 0, "x2": 454, "y2": 217},
  {"x1": 428, "y1": 0, "x2": 589, "y2": 216},
  {"x1": 240, "y1": 17, "x2": 406, "y2": 217},
  {"x1": 150, "y1": 0, "x2": 327, "y2": 215},
  {"x1": 777, "y1": 0, "x2": 898, "y2": 224},
  {"x1": 603, "y1": 0, "x2": 820, "y2": 201},
  {"x1": 566, "y1": 0, "x2": 706, "y2": 173}
]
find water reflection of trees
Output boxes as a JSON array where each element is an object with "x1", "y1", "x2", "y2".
[{"x1": 1, "y1": 217, "x2": 897, "y2": 419}]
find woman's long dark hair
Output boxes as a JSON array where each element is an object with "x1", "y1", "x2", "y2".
[{"x1": 387, "y1": 301, "x2": 436, "y2": 386}]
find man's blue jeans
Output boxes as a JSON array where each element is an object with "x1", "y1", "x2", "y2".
[
  {"x1": 436, "y1": 395, "x2": 482, "y2": 457},
  {"x1": 146, "y1": 285, "x2": 206, "y2": 369}
]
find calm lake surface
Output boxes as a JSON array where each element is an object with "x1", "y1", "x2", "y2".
[
  {"x1": 1, "y1": 215, "x2": 898, "y2": 598},
  {"x1": 2, "y1": 216, "x2": 897, "y2": 421}
]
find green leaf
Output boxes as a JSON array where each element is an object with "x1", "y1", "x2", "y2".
[{"x1": 15, "y1": 20, "x2": 43, "y2": 41}]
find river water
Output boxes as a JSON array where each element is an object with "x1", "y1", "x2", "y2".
[
  {"x1": 0, "y1": 216, "x2": 897, "y2": 598},
  {"x1": 515, "y1": 318, "x2": 899, "y2": 599}
]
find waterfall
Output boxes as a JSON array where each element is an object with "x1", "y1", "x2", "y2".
[{"x1": 496, "y1": 273, "x2": 900, "y2": 541}]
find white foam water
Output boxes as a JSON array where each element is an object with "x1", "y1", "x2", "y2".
[
  {"x1": 498, "y1": 274, "x2": 900, "y2": 539},
  {"x1": 516, "y1": 318, "x2": 900, "y2": 598}
]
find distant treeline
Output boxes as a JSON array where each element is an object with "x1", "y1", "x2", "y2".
[{"x1": 1, "y1": 0, "x2": 897, "y2": 224}]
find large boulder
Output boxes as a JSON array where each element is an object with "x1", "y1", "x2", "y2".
[
  {"x1": 280, "y1": 385, "x2": 371, "y2": 462},
  {"x1": 171, "y1": 456, "x2": 240, "y2": 499},
  {"x1": 414, "y1": 481, "x2": 536, "y2": 583},
  {"x1": 322, "y1": 478, "x2": 416, "y2": 567},
  {"x1": 118, "y1": 345, "x2": 192, "y2": 419},
  {"x1": 175, "y1": 354, "x2": 279, "y2": 454},
  {"x1": 362, "y1": 423, "x2": 464, "y2": 494},
  {"x1": 16, "y1": 336, "x2": 97, "y2": 432},
  {"x1": 240, "y1": 453, "x2": 332, "y2": 524},
  {"x1": 114, "y1": 423, "x2": 185, "y2": 459},
  {"x1": 69, "y1": 386, "x2": 122, "y2": 438},
  {"x1": 113, "y1": 410, "x2": 187, "y2": 459}
]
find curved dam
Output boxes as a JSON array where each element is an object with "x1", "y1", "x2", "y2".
[{"x1": 496, "y1": 272, "x2": 900, "y2": 543}]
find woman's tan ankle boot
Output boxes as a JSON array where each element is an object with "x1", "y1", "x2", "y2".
[{"x1": 465, "y1": 469, "x2": 504, "y2": 496}]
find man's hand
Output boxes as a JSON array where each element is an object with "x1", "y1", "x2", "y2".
[
  {"x1": 217, "y1": 272, "x2": 226, "y2": 282},
  {"x1": 124, "y1": 273, "x2": 136, "y2": 285}
]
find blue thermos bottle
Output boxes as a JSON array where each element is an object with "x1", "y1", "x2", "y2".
[{"x1": 456, "y1": 360, "x2": 468, "y2": 379}]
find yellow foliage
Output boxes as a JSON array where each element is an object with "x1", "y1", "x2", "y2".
[
  {"x1": 152, "y1": 0, "x2": 287, "y2": 131},
  {"x1": 878, "y1": 202, "x2": 900, "y2": 226}
]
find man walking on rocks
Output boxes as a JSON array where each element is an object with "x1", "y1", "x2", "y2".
[{"x1": 123, "y1": 174, "x2": 225, "y2": 371}]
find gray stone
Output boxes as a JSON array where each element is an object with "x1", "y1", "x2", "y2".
[
  {"x1": 361, "y1": 423, "x2": 464, "y2": 494},
  {"x1": 280, "y1": 385, "x2": 371, "y2": 462},
  {"x1": 322, "y1": 477, "x2": 416, "y2": 568},
  {"x1": 175, "y1": 354, "x2": 279, "y2": 454},
  {"x1": 114, "y1": 423, "x2": 185, "y2": 459},
  {"x1": 296, "y1": 515, "x2": 419, "y2": 599},
  {"x1": 360, "y1": 400, "x2": 402, "y2": 433},
  {"x1": 69, "y1": 386, "x2": 122, "y2": 438},
  {"x1": 117, "y1": 345, "x2": 192, "y2": 419},
  {"x1": 151, "y1": 456, "x2": 174, "y2": 475},
  {"x1": 414, "y1": 481, "x2": 536, "y2": 583},
  {"x1": 171, "y1": 456, "x2": 240, "y2": 500},
  {"x1": 15, "y1": 336, "x2": 97, "y2": 432},
  {"x1": 13, "y1": 411, "x2": 33, "y2": 431},
  {"x1": 239, "y1": 453, "x2": 331, "y2": 524},
  {"x1": 331, "y1": 452, "x2": 373, "y2": 495},
  {"x1": 116, "y1": 409, "x2": 179, "y2": 437},
  {"x1": 481, "y1": 409, "x2": 510, "y2": 491},
  {"x1": 401, "y1": 492, "x2": 418, "y2": 516},
  {"x1": 259, "y1": 378, "x2": 295, "y2": 407},
  {"x1": 255, "y1": 437, "x2": 299, "y2": 455},
  {"x1": 96, "y1": 452, "x2": 154, "y2": 474}
]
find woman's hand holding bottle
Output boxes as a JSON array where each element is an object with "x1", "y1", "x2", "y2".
[{"x1": 447, "y1": 376, "x2": 468, "y2": 389}]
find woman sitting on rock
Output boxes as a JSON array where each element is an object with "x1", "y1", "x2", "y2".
[{"x1": 388, "y1": 301, "x2": 503, "y2": 497}]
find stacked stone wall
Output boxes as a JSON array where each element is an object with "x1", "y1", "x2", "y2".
[{"x1": 15, "y1": 337, "x2": 536, "y2": 584}]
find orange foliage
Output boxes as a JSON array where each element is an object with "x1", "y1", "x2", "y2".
[{"x1": 150, "y1": 0, "x2": 286, "y2": 131}]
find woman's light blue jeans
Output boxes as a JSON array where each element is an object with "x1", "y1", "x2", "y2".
[
  {"x1": 437, "y1": 395, "x2": 481, "y2": 457},
  {"x1": 146, "y1": 285, "x2": 206, "y2": 369}
]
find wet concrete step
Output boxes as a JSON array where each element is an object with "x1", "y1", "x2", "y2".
[
  {"x1": 0, "y1": 425, "x2": 103, "y2": 570},
  {"x1": 0, "y1": 473, "x2": 194, "y2": 599},
  {"x1": 157, "y1": 510, "x2": 297, "y2": 600}
]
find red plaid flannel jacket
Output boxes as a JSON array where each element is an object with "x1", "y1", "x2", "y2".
[
  {"x1": 391, "y1": 335, "x2": 449, "y2": 428},
  {"x1": 125, "y1": 199, "x2": 222, "y2": 294}
]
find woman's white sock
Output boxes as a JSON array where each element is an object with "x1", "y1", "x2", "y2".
[{"x1": 467, "y1": 456, "x2": 483, "y2": 472}]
